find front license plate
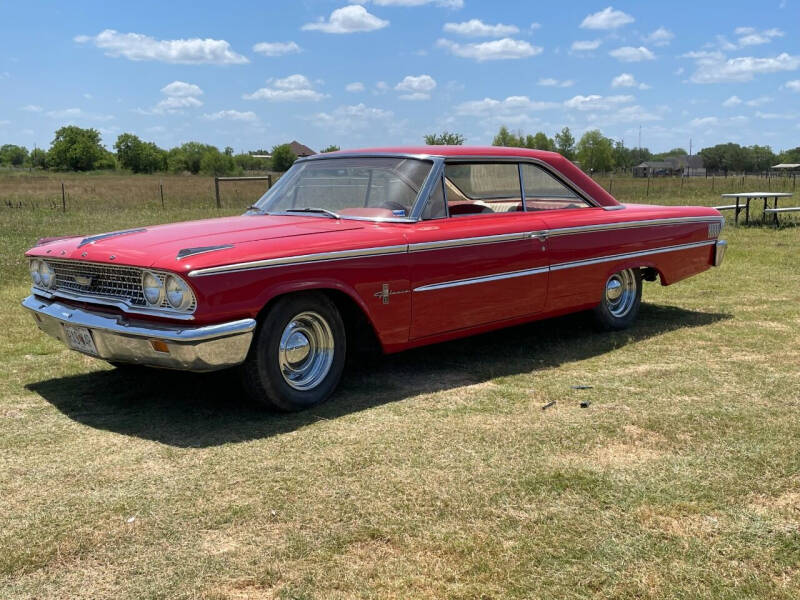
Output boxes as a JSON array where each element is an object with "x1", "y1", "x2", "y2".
[{"x1": 63, "y1": 325, "x2": 98, "y2": 356}]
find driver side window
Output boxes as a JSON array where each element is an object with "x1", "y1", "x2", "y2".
[{"x1": 444, "y1": 162, "x2": 523, "y2": 217}]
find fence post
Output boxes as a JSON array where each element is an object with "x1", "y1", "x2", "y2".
[
  {"x1": 214, "y1": 176, "x2": 221, "y2": 208},
  {"x1": 646, "y1": 174, "x2": 650, "y2": 197},
  {"x1": 160, "y1": 182, "x2": 164, "y2": 209},
  {"x1": 711, "y1": 176, "x2": 714, "y2": 192},
  {"x1": 61, "y1": 182, "x2": 66, "y2": 212},
  {"x1": 268, "y1": 174, "x2": 273, "y2": 189}
]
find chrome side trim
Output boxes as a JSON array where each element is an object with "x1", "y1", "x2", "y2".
[
  {"x1": 414, "y1": 266, "x2": 548, "y2": 292},
  {"x1": 550, "y1": 240, "x2": 715, "y2": 272},
  {"x1": 547, "y1": 216, "x2": 724, "y2": 237},
  {"x1": 187, "y1": 217, "x2": 720, "y2": 277},
  {"x1": 409, "y1": 231, "x2": 528, "y2": 252},
  {"x1": 188, "y1": 244, "x2": 408, "y2": 277},
  {"x1": 78, "y1": 228, "x2": 146, "y2": 248},
  {"x1": 177, "y1": 244, "x2": 234, "y2": 260},
  {"x1": 31, "y1": 287, "x2": 197, "y2": 321}
]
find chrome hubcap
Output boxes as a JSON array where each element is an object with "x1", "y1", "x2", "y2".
[
  {"x1": 278, "y1": 311, "x2": 334, "y2": 391},
  {"x1": 605, "y1": 269, "x2": 637, "y2": 318}
]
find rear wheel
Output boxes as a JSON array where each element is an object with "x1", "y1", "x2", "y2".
[
  {"x1": 593, "y1": 268, "x2": 642, "y2": 330},
  {"x1": 241, "y1": 293, "x2": 346, "y2": 411}
]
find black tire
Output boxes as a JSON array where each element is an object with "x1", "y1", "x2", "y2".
[
  {"x1": 241, "y1": 292, "x2": 346, "y2": 411},
  {"x1": 593, "y1": 268, "x2": 642, "y2": 331}
]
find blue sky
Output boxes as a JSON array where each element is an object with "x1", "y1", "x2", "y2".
[{"x1": 1, "y1": 0, "x2": 799, "y2": 154}]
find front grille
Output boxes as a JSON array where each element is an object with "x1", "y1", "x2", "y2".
[{"x1": 39, "y1": 259, "x2": 196, "y2": 313}]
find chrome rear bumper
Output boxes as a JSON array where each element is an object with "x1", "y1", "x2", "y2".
[
  {"x1": 22, "y1": 295, "x2": 256, "y2": 372},
  {"x1": 713, "y1": 239, "x2": 727, "y2": 267}
]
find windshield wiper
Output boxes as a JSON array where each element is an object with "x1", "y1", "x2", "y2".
[{"x1": 284, "y1": 207, "x2": 341, "y2": 219}]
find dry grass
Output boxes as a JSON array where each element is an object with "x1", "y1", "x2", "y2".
[{"x1": 1, "y1": 173, "x2": 799, "y2": 598}]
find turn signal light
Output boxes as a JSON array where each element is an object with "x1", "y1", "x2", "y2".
[{"x1": 149, "y1": 339, "x2": 170, "y2": 353}]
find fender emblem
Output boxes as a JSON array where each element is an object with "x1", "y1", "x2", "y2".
[
  {"x1": 374, "y1": 284, "x2": 409, "y2": 305},
  {"x1": 74, "y1": 275, "x2": 93, "y2": 286}
]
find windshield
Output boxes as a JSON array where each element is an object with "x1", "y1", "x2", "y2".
[{"x1": 251, "y1": 156, "x2": 433, "y2": 220}]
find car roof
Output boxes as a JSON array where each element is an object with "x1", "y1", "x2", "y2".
[
  {"x1": 324, "y1": 146, "x2": 621, "y2": 208},
  {"x1": 331, "y1": 145, "x2": 562, "y2": 159}
]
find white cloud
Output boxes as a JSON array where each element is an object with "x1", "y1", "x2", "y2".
[
  {"x1": 243, "y1": 74, "x2": 327, "y2": 101},
  {"x1": 755, "y1": 110, "x2": 798, "y2": 119},
  {"x1": 735, "y1": 27, "x2": 784, "y2": 46},
  {"x1": 302, "y1": 5, "x2": 389, "y2": 34},
  {"x1": 21, "y1": 104, "x2": 43, "y2": 112},
  {"x1": 45, "y1": 108, "x2": 114, "y2": 121},
  {"x1": 611, "y1": 73, "x2": 650, "y2": 89},
  {"x1": 538, "y1": 78, "x2": 574, "y2": 87},
  {"x1": 609, "y1": 46, "x2": 655, "y2": 62},
  {"x1": 354, "y1": 0, "x2": 463, "y2": 7},
  {"x1": 252, "y1": 41, "x2": 302, "y2": 56},
  {"x1": 455, "y1": 96, "x2": 560, "y2": 117},
  {"x1": 153, "y1": 96, "x2": 203, "y2": 113},
  {"x1": 580, "y1": 6, "x2": 634, "y2": 30},
  {"x1": 785, "y1": 80, "x2": 800, "y2": 92},
  {"x1": 202, "y1": 110, "x2": 258, "y2": 122},
  {"x1": 745, "y1": 96, "x2": 772, "y2": 106},
  {"x1": 602, "y1": 105, "x2": 662, "y2": 123},
  {"x1": 345, "y1": 81, "x2": 365, "y2": 92},
  {"x1": 690, "y1": 116, "x2": 719, "y2": 127},
  {"x1": 395, "y1": 74, "x2": 437, "y2": 100},
  {"x1": 309, "y1": 103, "x2": 399, "y2": 134},
  {"x1": 442, "y1": 19, "x2": 518, "y2": 37},
  {"x1": 644, "y1": 27, "x2": 674, "y2": 47},
  {"x1": 722, "y1": 95, "x2": 742, "y2": 107},
  {"x1": 564, "y1": 94, "x2": 634, "y2": 111},
  {"x1": 689, "y1": 52, "x2": 800, "y2": 83},
  {"x1": 436, "y1": 38, "x2": 542, "y2": 61},
  {"x1": 74, "y1": 29, "x2": 248, "y2": 64},
  {"x1": 374, "y1": 81, "x2": 390, "y2": 94},
  {"x1": 161, "y1": 81, "x2": 203, "y2": 97},
  {"x1": 571, "y1": 39, "x2": 601, "y2": 52},
  {"x1": 530, "y1": 22, "x2": 541, "y2": 30}
]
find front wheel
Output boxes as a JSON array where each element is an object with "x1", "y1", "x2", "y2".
[
  {"x1": 593, "y1": 268, "x2": 642, "y2": 330},
  {"x1": 241, "y1": 293, "x2": 346, "y2": 411}
]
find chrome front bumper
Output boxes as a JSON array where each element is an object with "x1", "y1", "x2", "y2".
[{"x1": 22, "y1": 295, "x2": 256, "y2": 372}]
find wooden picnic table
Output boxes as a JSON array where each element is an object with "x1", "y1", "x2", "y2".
[{"x1": 717, "y1": 192, "x2": 794, "y2": 225}]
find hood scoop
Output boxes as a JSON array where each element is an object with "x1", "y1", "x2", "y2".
[
  {"x1": 176, "y1": 244, "x2": 234, "y2": 260},
  {"x1": 78, "y1": 228, "x2": 147, "y2": 248}
]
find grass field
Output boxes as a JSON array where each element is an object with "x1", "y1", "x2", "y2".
[{"x1": 1, "y1": 174, "x2": 799, "y2": 599}]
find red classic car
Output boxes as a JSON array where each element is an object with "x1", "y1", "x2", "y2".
[{"x1": 23, "y1": 146, "x2": 726, "y2": 410}]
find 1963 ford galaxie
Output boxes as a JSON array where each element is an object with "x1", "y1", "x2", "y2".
[{"x1": 23, "y1": 146, "x2": 727, "y2": 410}]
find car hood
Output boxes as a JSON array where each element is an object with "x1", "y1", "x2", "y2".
[{"x1": 26, "y1": 215, "x2": 369, "y2": 270}]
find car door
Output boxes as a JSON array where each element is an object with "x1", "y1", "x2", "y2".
[{"x1": 407, "y1": 161, "x2": 550, "y2": 340}]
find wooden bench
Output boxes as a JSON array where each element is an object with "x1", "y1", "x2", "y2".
[{"x1": 763, "y1": 206, "x2": 800, "y2": 226}]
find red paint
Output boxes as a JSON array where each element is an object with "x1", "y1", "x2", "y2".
[{"x1": 26, "y1": 147, "x2": 724, "y2": 353}]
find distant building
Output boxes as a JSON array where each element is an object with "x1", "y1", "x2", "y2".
[
  {"x1": 771, "y1": 163, "x2": 800, "y2": 174},
  {"x1": 287, "y1": 141, "x2": 316, "y2": 157},
  {"x1": 250, "y1": 141, "x2": 317, "y2": 160},
  {"x1": 632, "y1": 155, "x2": 704, "y2": 177}
]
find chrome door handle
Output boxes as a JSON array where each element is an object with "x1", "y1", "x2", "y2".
[{"x1": 528, "y1": 231, "x2": 548, "y2": 242}]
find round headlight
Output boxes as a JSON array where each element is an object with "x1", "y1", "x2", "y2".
[
  {"x1": 165, "y1": 276, "x2": 192, "y2": 310},
  {"x1": 38, "y1": 261, "x2": 55, "y2": 288},
  {"x1": 30, "y1": 260, "x2": 42, "y2": 286},
  {"x1": 142, "y1": 272, "x2": 164, "y2": 306}
]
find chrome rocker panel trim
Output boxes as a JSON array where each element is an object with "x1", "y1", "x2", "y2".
[{"x1": 22, "y1": 295, "x2": 256, "y2": 372}]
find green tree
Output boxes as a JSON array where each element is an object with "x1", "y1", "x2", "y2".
[
  {"x1": 200, "y1": 147, "x2": 237, "y2": 176},
  {"x1": 554, "y1": 127, "x2": 576, "y2": 160},
  {"x1": 320, "y1": 145, "x2": 341, "y2": 153},
  {"x1": 271, "y1": 144, "x2": 297, "y2": 172},
  {"x1": 576, "y1": 130, "x2": 615, "y2": 172},
  {"x1": 778, "y1": 147, "x2": 800, "y2": 164},
  {"x1": 0, "y1": 144, "x2": 29, "y2": 166},
  {"x1": 492, "y1": 126, "x2": 521, "y2": 147},
  {"x1": 115, "y1": 133, "x2": 167, "y2": 173},
  {"x1": 48, "y1": 126, "x2": 106, "y2": 171},
  {"x1": 528, "y1": 132, "x2": 555, "y2": 151},
  {"x1": 29, "y1": 147, "x2": 47, "y2": 169},
  {"x1": 424, "y1": 131, "x2": 465, "y2": 145}
]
